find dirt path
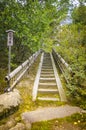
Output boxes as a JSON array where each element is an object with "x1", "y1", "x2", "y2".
[{"x1": 22, "y1": 105, "x2": 85, "y2": 123}]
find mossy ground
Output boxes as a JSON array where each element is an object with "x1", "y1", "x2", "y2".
[
  {"x1": 0, "y1": 68, "x2": 7, "y2": 94},
  {"x1": 31, "y1": 113, "x2": 86, "y2": 130}
]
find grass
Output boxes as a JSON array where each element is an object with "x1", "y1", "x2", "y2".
[
  {"x1": 31, "y1": 113, "x2": 86, "y2": 130},
  {"x1": 0, "y1": 68, "x2": 7, "y2": 94}
]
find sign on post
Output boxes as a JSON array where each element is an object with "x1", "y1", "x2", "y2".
[
  {"x1": 6, "y1": 29, "x2": 15, "y2": 46},
  {"x1": 7, "y1": 32, "x2": 13, "y2": 46},
  {"x1": 6, "y1": 29, "x2": 15, "y2": 91}
]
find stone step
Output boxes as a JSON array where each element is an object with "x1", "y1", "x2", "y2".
[
  {"x1": 40, "y1": 74, "x2": 54, "y2": 77},
  {"x1": 38, "y1": 88, "x2": 58, "y2": 93},
  {"x1": 42, "y1": 64, "x2": 52, "y2": 66},
  {"x1": 43, "y1": 62, "x2": 51, "y2": 64},
  {"x1": 40, "y1": 75, "x2": 55, "y2": 78},
  {"x1": 43, "y1": 59, "x2": 51, "y2": 60},
  {"x1": 43, "y1": 59, "x2": 51, "y2": 61},
  {"x1": 43, "y1": 58, "x2": 51, "y2": 59},
  {"x1": 38, "y1": 97, "x2": 59, "y2": 101},
  {"x1": 40, "y1": 78, "x2": 55, "y2": 81},
  {"x1": 43, "y1": 61, "x2": 51, "y2": 62},
  {"x1": 44, "y1": 56, "x2": 50, "y2": 57},
  {"x1": 43, "y1": 60, "x2": 51, "y2": 62},
  {"x1": 41, "y1": 69, "x2": 53, "y2": 71},
  {"x1": 41, "y1": 71, "x2": 54, "y2": 74},
  {"x1": 42, "y1": 66, "x2": 53, "y2": 69},
  {"x1": 39, "y1": 83, "x2": 57, "y2": 86},
  {"x1": 43, "y1": 57, "x2": 51, "y2": 59},
  {"x1": 42, "y1": 67, "x2": 52, "y2": 69}
]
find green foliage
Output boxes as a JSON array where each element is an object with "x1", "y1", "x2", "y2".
[
  {"x1": 72, "y1": 5, "x2": 86, "y2": 46},
  {"x1": 72, "y1": 5, "x2": 86, "y2": 25},
  {"x1": 31, "y1": 121, "x2": 52, "y2": 130},
  {"x1": 54, "y1": 3, "x2": 86, "y2": 109},
  {"x1": 0, "y1": 69, "x2": 7, "y2": 94},
  {"x1": 31, "y1": 113, "x2": 86, "y2": 130},
  {"x1": 0, "y1": 0, "x2": 70, "y2": 67}
]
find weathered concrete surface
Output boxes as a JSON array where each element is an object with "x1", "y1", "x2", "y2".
[
  {"x1": 22, "y1": 105, "x2": 85, "y2": 123},
  {"x1": 0, "y1": 89, "x2": 21, "y2": 117}
]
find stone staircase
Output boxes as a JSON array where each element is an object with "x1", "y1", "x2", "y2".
[{"x1": 32, "y1": 52, "x2": 67, "y2": 102}]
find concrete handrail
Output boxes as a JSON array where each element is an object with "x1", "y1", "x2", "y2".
[
  {"x1": 5, "y1": 50, "x2": 41, "y2": 91},
  {"x1": 52, "y1": 49, "x2": 72, "y2": 83}
]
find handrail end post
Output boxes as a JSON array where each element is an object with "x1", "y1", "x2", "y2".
[
  {"x1": 4, "y1": 87, "x2": 12, "y2": 92},
  {"x1": 4, "y1": 80, "x2": 12, "y2": 92}
]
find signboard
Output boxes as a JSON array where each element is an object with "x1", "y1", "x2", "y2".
[{"x1": 7, "y1": 32, "x2": 13, "y2": 46}]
